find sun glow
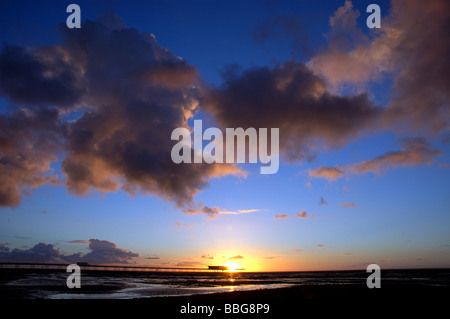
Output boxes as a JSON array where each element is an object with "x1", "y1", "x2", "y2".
[{"x1": 224, "y1": 261, "x2": 243, "y2": 272}]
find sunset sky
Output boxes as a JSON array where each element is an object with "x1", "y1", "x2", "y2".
[{"x1": 0, "y1": 0, "x2": 449, "y2": 272}]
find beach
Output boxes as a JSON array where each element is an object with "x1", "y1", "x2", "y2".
[
  {"x1": 6, "y1": 283, "x2": 447, "y2": 317},
  {"x1": 1, "y1": 268, "x2": 449, "y2": 317}
]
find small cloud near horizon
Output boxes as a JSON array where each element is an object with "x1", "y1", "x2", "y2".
[
  {"x1": 340, "y1": 202, "x2": 357, "y2": 208},
  {"x1": 228, "y1": 255, "x2": 244, "y2": 260},
  {"x1": 274, "y1": 214, "x2": 289, "y2": 219}
]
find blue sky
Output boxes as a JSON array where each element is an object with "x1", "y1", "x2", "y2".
[{"x1": 0, "y1": 0, "x2": 449, "y2": 271}]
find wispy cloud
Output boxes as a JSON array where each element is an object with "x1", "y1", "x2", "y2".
[
  {"x1": 309, "y1": 166, "x2": 345, "y2": 181},
  {"x1": 65, "y1": 240, "x2": 90, "y2": 244},
  {"x1": 228, "y1": 255, "x2": 244, "y2": 260},
  {"x1": 309, "y1": 138, "x2": 442, "y2": 181},
  {"x1": 340, "y1": 202, "x2": 357, "y2": 208},
  {"x1": 273, "y1": 214, "x2": 289, "y2": 219},
  {"x1": 182, "y1": 201, "x2": 261, "y2": 219},
  {"x1": 174, "y1": 221, "x2": 194, "y2": 229}
]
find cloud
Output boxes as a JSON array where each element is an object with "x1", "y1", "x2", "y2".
[
  {"x1": 201, "y1": 254, "x2": 214, "y2": 260},
  {"x1": 307, "y1": 1, "x2": 377, "y2": 91},
  {"x1": 0, "y1": 45, "x2": 85, "y2": 108},
  {"x1": 274, "y1": 214, "x2": 289, "y2": 219},
  {"x1": 319, "y1": 197, "x2": 329, "y2": 206},
  {"x1": 0, "y1": 108, "x2": 62, "y2": 207},
  {"x1": 293, "y1": 249, "x2": 303, "y2": 252},
  {"x1": 0, "y1": 243, "x2": 66, "y2": 263},
  {"x1": 81, "y1": 239, "x2": 139, "y2": 264},
  {"x1": 340, "y1": 202, "x2": 357, "y2": 208},
  {"x1": 228, "y1": 255, "x2": 244, "y2": 260},
  {"x1": 348, "y1": 138, "x2": 442, "y2": 175},
  {"x1": 295, "y1": 209, "x2": 316, "y2": 219},
  {"x1": 174, "y1": 221, "x2": 194, "y2": 229},
  {"x1": 260, "y1": 256, "x2": 275, "y2": 259},
  {"x1": 182, "y1": 203, "x2": 221, "y2": 220},
  {"x1": 316, "y1": 244, "x2": 324, "y2": 248},
  {"x1": 65, "y1": 240, "x2": 90, "y2": 244},
  {"x1": 202, "y1": 60, "x2": 380, "y2": 162},
  {"x1": 309, "y1": 138, "x2": 442, "y2": 181},
  {"x1": 235, "y1": 209, "x2": 260, "y2": 214},
  {"x1": 181, "y1": 201, "x2": 260, "y2": 219},
  {"x1": 175, "y1": 261, "x2": 205, "y2": 267},
  {"x1": 296, "y1": 210, "x2": 307, "y2": 218},
  {"x1": 309, "y1": 166, "x2": 344, "y2": 181},
  {"x1": 0, "y1": 13, "x2": 244, "y2": 208},
  {"x1": 144, "y1": 256, "x2": 160, "y2": 260},
  {"x1": 308, "y1": 0, "x2": 450, "y2": 134},
  {"x1": 0, "y1": 239, "x2": 139, "y2": 264}
]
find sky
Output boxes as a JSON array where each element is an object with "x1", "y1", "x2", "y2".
[{"x1": 0, "y1": 0, "x2": 449, "y2": 272}]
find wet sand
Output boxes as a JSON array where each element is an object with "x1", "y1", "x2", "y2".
[
  {"x1": 137, "y1": 283, "x2": 448, "y2": 316},
  {"x1": 5, "y1": 283, "x2": 448, "y2": 317}
]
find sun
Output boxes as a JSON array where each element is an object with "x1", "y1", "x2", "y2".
[{"x1": 224, "y1": 261, "x2": 243, "y2": 272}]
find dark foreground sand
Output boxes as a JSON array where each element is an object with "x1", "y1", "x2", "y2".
[
  {"x1": 5, "y1": 283, "x2": 448, "y2": 317},
  {"x1": 142, "y1": 283, "x2": 448, "y2": 315}
]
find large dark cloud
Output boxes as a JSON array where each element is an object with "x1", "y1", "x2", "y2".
[
  {"x1": 0, "y1": 13, "x2": 243, "y2": 207},
  {"x1": 0, "y1": 45, "x2": 85, "y2": 108},
  {"x1": 80, "y1": 239, "x2": 139, "y2": 264},
  {"x1": 1, "y1": 2, "x2": 447, "y2": 210},
  {"x1": 0, "y1": 239, "x2": 140, "y2": 264},
  {"x1": 0, "y1": 243, "x2": 64, "y2": 263},
  {"x1": 382, "y1": 0, "x2": 450, "y2": 134},
  {"x1": 308, "y1": 0, "x2": 450, "y2": 135},
  {"x1": 202, "y1": 61, "x2": 380, "y2": 161},
  {"x1": 0, "y1": 107, "x2": 64, "y2": 206}
]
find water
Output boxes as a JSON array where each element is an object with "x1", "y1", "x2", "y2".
[{"x1": 1, "y1": 268, "x2": 449, "y2": 299}]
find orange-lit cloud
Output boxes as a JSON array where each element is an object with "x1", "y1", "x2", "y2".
[
  {"x1": 174, "y1": 221, "x2": 194, "y2": 229},
  {"x1": 308, "y1": 0, "x2": 450, "y2": 134},
  {"x1": 340, "y1": 202, "x2": 357, "y2": 208},
  {"x1": 274, "y1": 214, "x2": 289, "y2": 219},
  {"x1": 181, "y1": 201, "x2": 261, "y2": 219},
  {"x1": 308, "y1": 166, "x2": 344, "y2": 181},
  {"x1": 228, "y1": 255, "x2": 244, "y2": 260},
  {"x1": 0, "y1": 13, "x2": 245, "y2": 208},
  {"x1": 202, "y1": 61, "x2": 380, "y2": 162},
  {"x1": 295, "y1": 210, "x2": 316, "y2": 219},
  {"x1": 309, "y1": 138, "x2": 442, "y2": 181}
]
